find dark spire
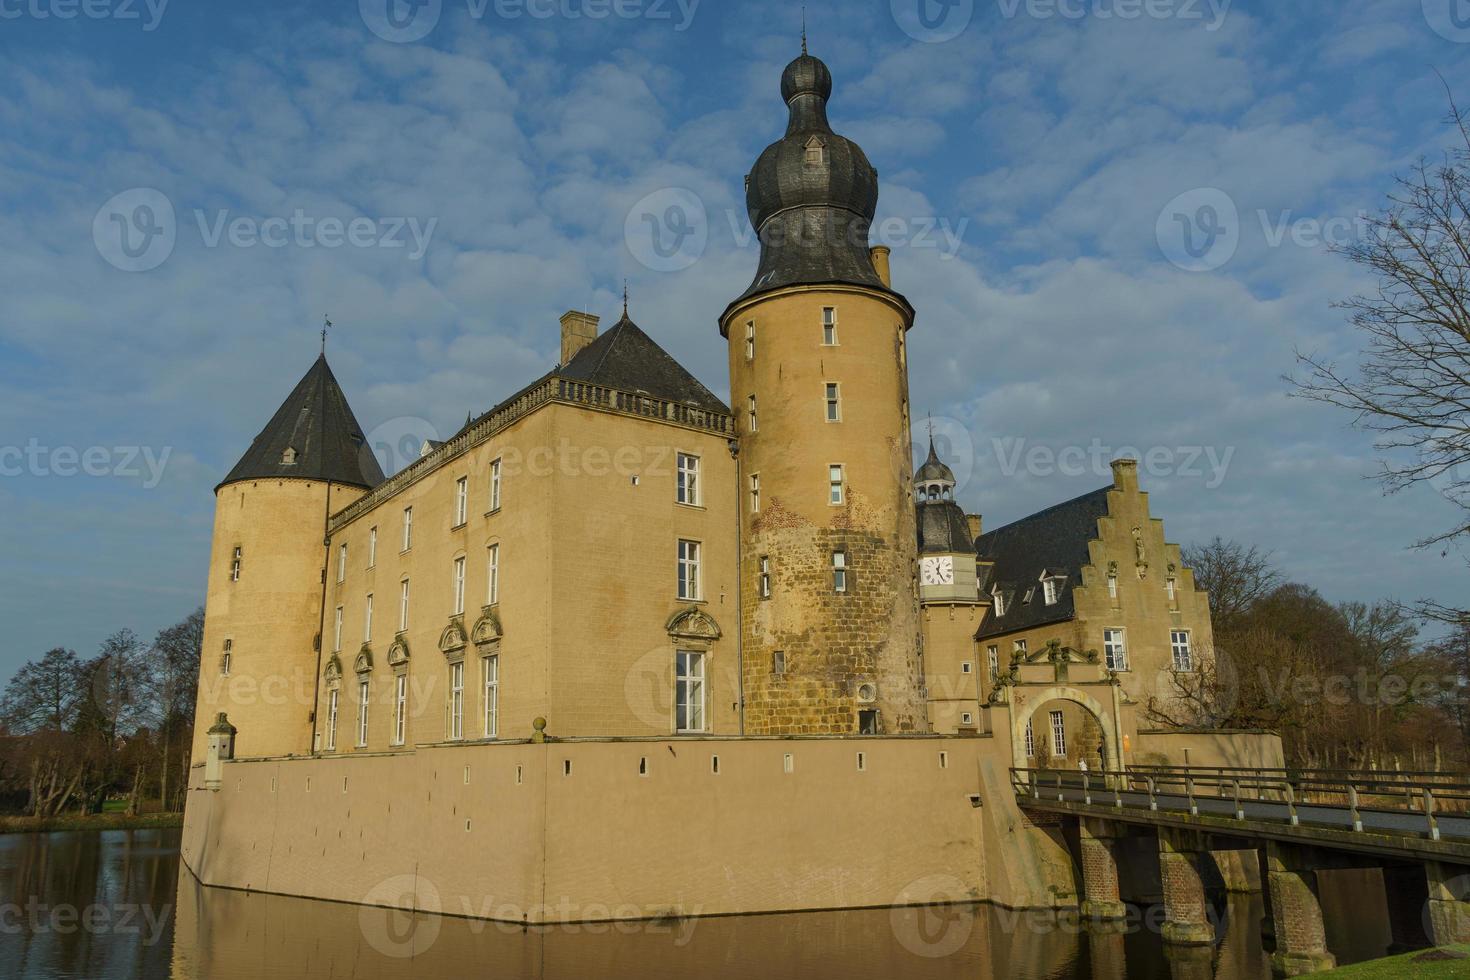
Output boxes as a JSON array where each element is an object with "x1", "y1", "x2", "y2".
[
  {"x1": 219, "y1": 353, "x2": 385, "y2": 491},
  {"x1": 801, "y1": 5, "x2": 808, "y2": 55},
  {"x1": 321, "y1": 314, "x2": 332, "y2": 354},
  {"x1": 623, "y1": 279, "x2": 629, "y2": 318}
]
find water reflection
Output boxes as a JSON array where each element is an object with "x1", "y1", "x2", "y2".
[{"x1": 0, "y1": 830, "x2": 1404, "y2": 980}]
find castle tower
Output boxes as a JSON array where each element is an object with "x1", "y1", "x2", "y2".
[
  {"x1": 190, "y1": 353, "x2": 384, "y2": 763},
  {"x1": 721, "y1": 48, "x2": 927, "y2": 735}
]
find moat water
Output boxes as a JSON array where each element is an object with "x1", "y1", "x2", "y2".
[{"x1": 0, "y1": 829, "x2": 1402, "y2": 979}]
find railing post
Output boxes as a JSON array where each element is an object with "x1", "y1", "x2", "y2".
[
  {"x1": 1056, "y1": 770, "x2": 1064, "y2": 803},
  {"x1": 1083, "y1": 772, "x2": 1092, "y2": 806},
  {"x1": 1232, "y1": 779, "x2": 1244, "y2": 821},
  {"x1": 1147, "y1": 776, "x2": 1158, "y2": 812},
  {"x1": 1186, "y1": 775, "x2": 1198, "y2": 816},
  {"x1": 1348, "y1": 784, "x2": 1362, "y2": 832},
  {"x1": 1032, "y1": 769, "x2": 1041, "y2": 800},
  {"x1": 1114, "y1": 773, "x2": 1123, "y2": 809},
  {"x1": 1425, "y1": 788, "x2": 1441, "y2": 842},
  {"x1": 1285, "y1": 782, "x2": 1299, "y2": 827}
]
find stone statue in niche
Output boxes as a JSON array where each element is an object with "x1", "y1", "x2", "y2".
[{"x1": 1132, "y1": 526, "x2": 1148, "y2": 579}]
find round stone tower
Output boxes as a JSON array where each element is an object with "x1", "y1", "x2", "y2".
[
  {"x1": 721, "y1": 48, "x2": 927, "y2": 735},
  {"x1": 190, "y1": 354, "x2": 384, "y2": 763}
]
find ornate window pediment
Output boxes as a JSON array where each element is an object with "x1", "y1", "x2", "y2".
[
  {"x1": 471, "y1": 608, "x2": 502, "y2": 649},
  {"x1": 324, "y1": 654, "x2": 343, "y2": 687},
  {"x1": 387, "y1": 637, "x2": 410, "y2": 668},
  {"x1": 439, "y1": 620, "x2": 468, "y2": 658},
  {"x1": 666, "y1": 606, "x2": 721, "y2": 643},
  {"x1": 354, "y1": 645, "x2": 374, "y2": 675}
]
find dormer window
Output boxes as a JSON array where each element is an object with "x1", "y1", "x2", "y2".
[
  {"x1": 991, "y1": 587, "x2": 1006, "y2": 617},
  {"x1": 1041, "y1": 573, "x2": 1065, "y2": 606},
  {"x1": 1022, "y1": 586, "x2": 1035, "y2": 604},
  {"x1": 281, "y1": 446, "x2": 298, "y2": 465},
  {"x1": 804, "y1": 136, "x2": 827, "y2": 166}
]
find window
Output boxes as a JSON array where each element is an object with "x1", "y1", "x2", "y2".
[
  {"x1": 825, "y1": 383, "x2": 841, "y2": 422},
  {"x1": 482, "y1": 654, "x2": 499, "y2": 738},
  {"x1": 333, "y1": 607, "x2": 343, "y2": 652},
  {"x1": 326, "y1": 690, "x2": 339, "y2": 751},
  {"x1": 452, "y1": 557, "x2": 466, "y2": 616},
  {"x1": 338, "y1": 543, "x2": 347, "y2": 583},
  {"x1": 677, "y1": 540, "x2": 701, "y2": 601},
  {"x1": 1024, "y1": 718, "x2": 1035, "y2": 758},
  {"x1": 448, "y1": 662, "x2": 464, "y2": 741},
  {"x1": 487, "y1": 544, "x2": 500, "y2": 605},
  {"x1": 221, "y1": 639, "x2": 232, "y2": 677},
  {"x1": 455, "y1": 477, "x2": 468, "y2": 526},
  {"x1": 829, "y1": 464, "x2": 845, "y2": 505},
  {"x1": 1050, "y1": 710, "x2": 1067, "y2": 757},
  {"x1": 822, "y1": 307, "x2": 837, "y2": 345},
  {"x1": 392, "y1": 674, "x2": 407, "y2": 746},
  {"x1": 402, "y1": 507, "x2": 413, "y2": 551},
  {"x1": 832, "y1": 551, "x2": 848, "y2": 593},
  {"x1": 230, "y1": 547, "x2": 242, "y2": 582},
  {"x1": 489, "y1": 458, "x2": 502, "y2": 512},
  {"x1": 1107, "y1": 572, "x2": 1118, "y2": 599},
  {"x1": 676, "y1": 651, "x2": 706, "y2": 733},
  {"x1": 773, "y1": 650, "x2": 786, "y2": 675},
  {"x1": 747, "y1": 395, "x2": 758, "y2": 433},
  {"x1": 368, "y1": 527, "x2": 378, "y2": 568},
  {"x1": 992, "y1": 587, "x2": 1006, "y2": 617},
  {"x1": 961, "y1": 712, "x2": 974, "y2": 726},
  {"x1": 749, "y1": 473, "x2": 761, "y2": 513},
  {"x1": 759, "y1": 556, "x2": 772, "y2": 599},
  {"x1": 1042, "y1": 577, "x2": 1060, "y2": 605},
  {"x1": 1167, "y1": 577, "x2": 1178, "y2": 602},
  {"x1": 677, "y1": 453, "x2": 700, "y2": 506},
  {"x1": 1171, "y1": 630, "x2": 1194, "y2": 671},
  {"x1": 364, "y1": 594, "x2": 374, "y2": 642},
  {"x1": 962, "y1": 662, "x2": 973, "y2": 674},
  {"x1": 399, "y1": 579, "x2": 410, "y2": 632},
  {"x1": 987, "y1": 645, "x2": 999, "y2": 675},
  {"x1": 745, "y1": 321, "x2": 755, "y2": 360},
  {"x1": 1014, "y1": 639, "x2": 1028, "y2": 656},
  {"x1": 1104, "y1": 628, "x2": 1129, "y2": 671},
  {"x1": 357, "y1": 679, "x2": 370, "y2": 748}
]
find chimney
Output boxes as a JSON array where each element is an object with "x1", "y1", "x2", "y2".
[
  {"x1": 1110, "y1": 458, "x2": 1139, "y2": 493},
  {"x1": 560, "y1": 311, "x2": 600, "y2": 365},
  {"x1": 966, "y1": 514, "x2": 983, "y2": 541},
  {"x1": 870, "y1": 245, "x2": 892, "y2": 288}
]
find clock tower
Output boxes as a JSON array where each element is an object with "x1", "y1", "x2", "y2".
[{"x1": 916, "y1": 440, "x2": 978, "y2": 603}]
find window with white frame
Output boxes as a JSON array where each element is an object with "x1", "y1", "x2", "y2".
[
  {"x1": 1024, "y1": 718, "x2": 1035, "y2": 758},
  {"x1": 759, "y1": 556, "x2": 772, "y2": 599},
  {"x1": 333, "y1": 606, "x2": 343, "y2": 652},
  {"x1": 1014, "y1": 639, "x2": 1028, "y2": 657},
  {"x1": 368, "y1": 527, "x2": 378, "y2": 568},
  {"x1": 832, "y1": 551, "x2": 848, "y2": 593},
  {"x1": 829, "y1": 464, "x2": 845, "y2": 505},
  {"x1": 1050, "y1": 710, "x2": 1066, "y2": 757},
  {"x1": 489, "y1": 458, "x2": 502, "y2": 512},
  {"x1": 1104, "y1": 628, "x2": 1129, "y2": 671},
  {"x1": 448, "y1": 661, "x2": 464, "y2": 740},
  {"x1": 357, "y1": 679, "x2": 370, "y2": 748},
  {"x1": 1171, "y1": 630, "x2": 1194, "y2": 671},
  {"x1": 1042, "y1": 576, "x2": 1061, "y2": 606},
  {"x1": 677, "y1": 453, "x2": 700, "y2": 506},
  {"x1": 221, "y1": 639, "x2": 232, "y2": 677},
  {"x1": 455, "y1": 477, "x2": 468, "y2": 526},
  {"x1": 402, "y1": 507, "x2": 413, "y2": 551},
  {"x1": 750, "y1": 473, "x2": 761, "y2": 513},
  {"x1": 231, "y1": 546, "x2": 242, "y2": 582},
  {"x1": 825, "y1": 383, "x2": 841, "y2": 422},
  {"x1": 326, "y1": 689, "x2": 339, "y2": 751},
  {"x1": 676, "y1": 651, "x2": 706, "y2": 733},
  {"x1": 364, "y1": 594, "x2": 374, "y2": 642},
  {"x1": 338, "y1": 543, "x2": 347, "y2": 583},
  {"x1": 677, "y1": 540, "x2": 701, "y2": 601},
  {"x1": 747, "y1": 395, "x2": 758, "y2": 433},
  {"x1": 392, "y1": 674, "x2": 407, "y2": 746},
  {"x1": 961, "y1": 712, "x2": 974, "y2": 726},
  {"x1": 452, "y1": 557, "x2": 466, "y2": 616},
  {"x1": 992, "y1": 587, "x2": 1006, "y2": 617},
  {"x1": 961, "y1": 662, "x2": 973, "y2": 674},
  {"x1": 482, "y1": 654, "x2": 499, "y2": 738},
  {"x1": 987, "y1": 645, "x2": 999, "y2": 675},
  {"x1": 745, "y1": 321, "x2": 755, "y2": 360},
  {"x1": 399, "y1": 579, "x2": 410, "y2": 632},
  {"x1": 822, "y1": 307, "x2": 837, "y2": 345},
  {"x1": 487, "y1": 544, "x2": 500, "y2": 605}
]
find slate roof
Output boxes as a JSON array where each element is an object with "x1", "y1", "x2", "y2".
[
  {"x1": 917, "y1": 500, "x2": 973, "y2": 555},
  {"x1": 975, "y1": 485, "x2": 1114, "y2": 639},
  {"x1": 220, "y1": 354, "x2": 385, "y2": 491},
  {"x1": 555, "y1": 313, "x2": 730, "y2": 415}
]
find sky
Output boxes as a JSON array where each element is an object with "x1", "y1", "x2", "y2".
[{"x1": 0, "y1": 0, "x2": 1468, "y2": 681}]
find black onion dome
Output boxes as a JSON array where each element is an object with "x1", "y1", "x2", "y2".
[
  {"x1": 916, "y1": 439, "x2": 956, "y2": 487},
  {"x1": 728, "y1": 50, "x2": 904, "y2": 313}
]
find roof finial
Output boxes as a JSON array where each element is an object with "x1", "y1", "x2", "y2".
[
  {"x1": 927, "y1": 412, "x2": 938, "y2": 457},
  {"x1": 801, "y1": 4, "x2": 808, "y2": 54},
  {"x1": 623, "y1": 279, "x2": 629, "y2": 318},
  {"x1": 321, "y1": 314, "x2": 332, "y2": 355}
]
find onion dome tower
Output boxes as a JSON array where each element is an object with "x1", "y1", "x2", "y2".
[
  {"x1": 916, "y1": 439, "x2": 978, "y2": 603},
  {"x1": 721, "y1": 47, "x2": 926, "y2": 736},
  {"x1": 192, "y1": 352, "x2": 383, "y2": 763}
]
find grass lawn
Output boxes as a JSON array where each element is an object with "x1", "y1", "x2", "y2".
[{"x1": 1324, "y1": 945, "x2": 1470, "y2": 977}]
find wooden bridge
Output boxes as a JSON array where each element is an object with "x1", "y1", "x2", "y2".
[{"x1": 1011, "y1": 765, "x2": 1470, "y2": 976}]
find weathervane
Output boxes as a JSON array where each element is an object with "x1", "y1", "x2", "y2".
[
  {"x1": 623, "y1": 279, "x2": 630, "y2": 317},
  {"x1": 802, "y1": 4, "x2": 808, "y2": 54},
  {"x1": 321, "y1": 315, "x2": 332, "y2": 354}
]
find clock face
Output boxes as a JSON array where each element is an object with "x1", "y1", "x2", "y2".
[{"x1": 921, "y1": 556, "x2": 955, "y2": 586}]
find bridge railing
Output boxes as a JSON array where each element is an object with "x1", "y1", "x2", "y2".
[{"x1": 1010, "y1": 765, "x2": 1470, "y2": 842}]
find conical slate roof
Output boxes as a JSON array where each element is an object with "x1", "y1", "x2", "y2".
[
  {"x1": 220, "y1": 354, "x2": 385, "y2": 490},
  {"x1": 558, "y1": 313, "x2": 730, "y2": 415}
]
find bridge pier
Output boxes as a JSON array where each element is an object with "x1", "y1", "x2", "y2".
[
  {"x1": 1078, "y1": 818, "x2": 1128, "y2": 921},
  {"x1": 1158, "y1": 829, "x2": 1215, "y2": 946},
  {"x1": 1264, "y1": 841, "x2": 1336, "y2": 977},
  {"x1": 1382, "y1": 864, "x2": 1431, "y2": 953},
  {"x1": 1425, "y1": 860, "x2": 1470, "y2": 946}
]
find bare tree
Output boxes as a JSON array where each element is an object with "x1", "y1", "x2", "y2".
[
  {"x1": 1182, "y1": 537, "x2": 1281, "y2": 634},
  {"x1": 0, "y1": 648, "x2": 84, "y2": 734},
  {"x1": 1290, "y1": 93, "x2": 1470, "y2": 621}
]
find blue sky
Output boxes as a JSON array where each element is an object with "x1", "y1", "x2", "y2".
[{"x1": 1, "y1": 0, "x2": 1467, "y2": 680}]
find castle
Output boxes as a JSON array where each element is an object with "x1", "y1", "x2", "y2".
[{"x1": 183, "y1": 48, "x2": 1279, "y2": 923}]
